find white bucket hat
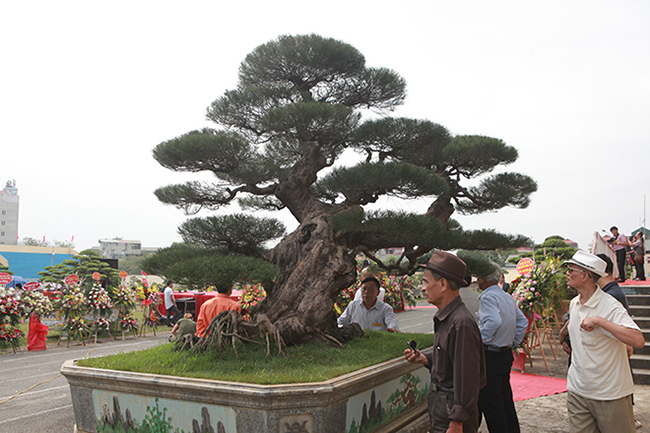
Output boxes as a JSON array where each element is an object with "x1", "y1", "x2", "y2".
[{"x1": 563, "y1": 250, "x2": 608, "y2": 277}]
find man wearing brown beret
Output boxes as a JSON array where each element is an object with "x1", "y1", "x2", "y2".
[{"x1": 404, "y1": 251, "x2": 486, "y2": 433}]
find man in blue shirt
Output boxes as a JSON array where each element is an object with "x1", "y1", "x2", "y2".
[
  {"x1": 337, "y1": 275, "x2": 399, "y2": 332},
  {"x1": 477, "y1": 264, "x2": 528, "y2": 433}
]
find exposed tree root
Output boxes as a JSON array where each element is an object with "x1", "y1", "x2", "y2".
[{"x1": 176, "y1": 310, "x2": 286, "y2": 357}]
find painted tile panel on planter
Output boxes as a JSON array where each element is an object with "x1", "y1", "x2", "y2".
[{"x1": 61, "y1": 353, "x2": 431, "y2": 433}]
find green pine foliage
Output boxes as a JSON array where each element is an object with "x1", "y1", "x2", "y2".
[
  {"x1": 142, "y1": 243, "x2": 277, "y2": 291},
  {"x1": 39, "y1": 249, "x2": 121, "y2": 289},
  {"x1": 147, "y1": 34, "x2": 538, "y2": 330}
]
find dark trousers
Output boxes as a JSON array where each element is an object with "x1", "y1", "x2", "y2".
[
  {"x1": 166, "y1": 305, "x2": 181, "y2": 325},
  {"x1": 616, "y1": 249, "x2": 627, "y2": 281},
  {"x1": 478, "y1": 350, "x2": 520, "y2": 433},
  {"x1": 634, "y1": 259, "x2": 646, "y2": 280},
  {"x1": 428, "y1": 387, "x2": 479, "y2": 433}
]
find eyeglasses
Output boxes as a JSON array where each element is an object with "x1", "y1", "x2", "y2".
[{"x1": 566, "y1": 267, "x2": 586, "y2": 274}]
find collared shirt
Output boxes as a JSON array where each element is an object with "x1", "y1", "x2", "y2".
[
  {"x1": 478, "y1": 284, "x2": 528, "y2": 348},
  {"x1": 567, "y1": 288, "x2": 640, "y2": 400},
  {"x1": 601, "y1": 281, "x2": 630, "y2": 312},
  {"x1": 424, "y1": 296, "x2": 486, "y2": 423},
  {"x1": 195, "y1": 293, "x2": 242, "y2": 337},
  {"x1": 612, "y1": 234, "x2": 628, "y2": 251},
  {"x1": 337, "y1": 299, "x2": 399, "y2": 331}
]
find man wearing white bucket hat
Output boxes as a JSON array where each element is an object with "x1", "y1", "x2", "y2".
[{"x1": 562, "y1": 250, "x2": 644, "y2": 433}]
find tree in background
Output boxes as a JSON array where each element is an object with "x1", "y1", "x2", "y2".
[
  {"x1": 456, "y1": 249, "x2": 517, "y2": 268},
  {"x1": 151, "y1": 34, "x2": 536, "y2": 344},
  {"x1": 53, "y1": 240, "x2": 75, "y2": 249},
  {"x1": 22, "y1": 237, "x2": 48, "y2": 247},
  {"x1": 142, "y1": 240, "x2": 279, "y2": 292},
  {"x1": 39, "y1": 250, "x2": 121, "y2": 289},
  {"x1": 508, "y1": 235, "x2": 577, "y2": 264},
  {"x1": 20, "y1": 237, "x2": 75, "y2": 249},
  {"x1": 119, "y1": 255, "x2": 145, "y2": 275}
]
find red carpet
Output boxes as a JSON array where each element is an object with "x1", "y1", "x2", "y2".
[
  {"x1": 510, "y1": 372, "x2": 567, "y2": 402},
  {"x1": 620, "y1": 280, "x2": 650, "y2": 286}
]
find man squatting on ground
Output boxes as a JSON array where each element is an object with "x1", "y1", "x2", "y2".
[
  {"x1": 337, "y1": 274, "x2": 399, "y2": 332},
  {"x1": 559, "y1": 250, "x2": 644, "y2": 433},
  {"x1": 404, "y1": 251, "x2": 486, "y2": 433},
  {"x1": 476, "y1": 263, "x2": 528, "y2": 433}
]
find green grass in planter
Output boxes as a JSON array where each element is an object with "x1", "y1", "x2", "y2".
[{"x1": 78, "y1": 331, "x2": 434, "y2": 384}]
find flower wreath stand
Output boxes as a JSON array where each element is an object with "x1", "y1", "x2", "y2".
[
  {"x1": 538, "y1": 310, "x2": 560, "y2": 358},
  {"x1": 86, "y1": 283, "x2": 114, "y2": 344},
  {"x1": 90, "y1": 317, "x2": 113, "y2": 344},
  {"x1": 64, "y1": 316, "x2": 90, "y2": 348},
  {"x1": 139, "y1": 291, "x2": 162, "y2": 337},
  {"x1": 55, "y1": 284, "x2": 87, "y2": 347},
  {"x1": 520, "y1": 311, "x2": 560, "y2": 372},
  {"x1": 119, "y1": 312, "x2": 138, "y2": 341}
]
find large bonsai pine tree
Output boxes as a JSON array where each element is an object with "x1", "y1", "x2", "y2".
[{"x1": 152, "y1": 34, "x2": 537, "y2": 345}]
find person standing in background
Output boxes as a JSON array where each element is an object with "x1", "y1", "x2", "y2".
[
  {"x1": 629, "y1": 232, "x2": 646, "y2": 281},
  {"x1": 476, "y1": 264, "x2": 528, "y2": 433},
  {"x1": 608, "y1": 226, "x2": 628, "y2": 282},
  {"x1": 163, "y1": 282, "x2": 181, "y2": 326}
]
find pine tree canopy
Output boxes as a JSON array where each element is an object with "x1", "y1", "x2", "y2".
[{"x1": 150, "y1": 33, "x2": 537, "y2": 282}]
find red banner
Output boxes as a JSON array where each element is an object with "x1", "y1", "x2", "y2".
[
  {"x1": 0, "y1": 273, "x2": 11, "y2": 284},
  {"x1": 24, "y1": 282, "x2": 41, "y2": 290},
  {"x1": 64, "y1": 274, "x2": 79, "y2": 286}
]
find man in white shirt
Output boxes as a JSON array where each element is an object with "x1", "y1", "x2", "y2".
[
  {"x1": 338, "y1": 275, "x2": 399, "y2": 332},
  {"x1": 562, "y1": 251, "x2": 644, "y2": 433},
  {"x1": 163, "y1": 282, "x2": 181, "y2": 326}
]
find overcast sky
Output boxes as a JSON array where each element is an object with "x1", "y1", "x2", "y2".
[{"x1": 1, "y1": 1, "x2": 648, "y2": 254}]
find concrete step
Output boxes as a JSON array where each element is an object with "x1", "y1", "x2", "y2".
[
  {"x1": 627, "y1": 295, "x2": 650, "y2": 306},
  {"x1": 630, "y1": 354, "x2": 650, "y2": 370},
  {"x1": 630, "y1": 305, "x2": 650, "y2": 318},
  {"x1": 634, "y1": 318, "x2": 650, "y2": 329},
  {"x1": 625, "y1": 295, "x2": 650, "y2": 306},
  {"x1": 632, "y1": 368, "x2": 650, "y2": 385},
  {"x1": 634, "y1": 343, "x2": 650, "y2": 356},
  {"x1": 621, "y1": 285, "x2": 650, "y2": 296}
]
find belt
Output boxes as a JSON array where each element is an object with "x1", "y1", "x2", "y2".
[
  {"x1": 431, "y1": 383, "x2": 454, "y2": 393},
  {"x1": 484, "y1": 345, "x2": 511, "y2": 353}
]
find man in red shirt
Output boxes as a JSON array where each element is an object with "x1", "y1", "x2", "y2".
[{"x1": 195, "y1": 286, "x2": 242, "y2": 337}]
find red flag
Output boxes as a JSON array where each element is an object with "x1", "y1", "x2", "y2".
[
  {"x1": 71, "y1": 235, "x2": 74, "y2": 242},
  {"x1": 43, "y1": 235, "x2": 46, "y2": 242}
]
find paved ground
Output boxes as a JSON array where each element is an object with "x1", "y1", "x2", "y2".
[
  {"x1": 1, "y1": 307, "x2": 649, "y2": 433},
  {"x1": 397, "y1": 305, "x2": 650, "y2": 432},
  {"x1": 0, "y1": 333, "x2": 171, "y2": 433}
]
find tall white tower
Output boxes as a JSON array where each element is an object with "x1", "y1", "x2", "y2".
[{"x1": 0, "y1": 180, "x2": 19, "y2": 245}]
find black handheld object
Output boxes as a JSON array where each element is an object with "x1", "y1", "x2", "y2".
[{"x1": 407, "y1": 340, "x2": 418, "y2": 353}]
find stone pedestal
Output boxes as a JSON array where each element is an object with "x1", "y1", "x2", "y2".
[{"x1": 61, "y1": 353, "x2": 431, "y2": 433}]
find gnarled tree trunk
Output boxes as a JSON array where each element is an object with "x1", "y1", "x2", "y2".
[{"x1": 259, "y1": 213, "x2": 357, "y2": 345}]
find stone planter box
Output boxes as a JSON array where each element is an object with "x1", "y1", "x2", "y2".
[{"x1": 61, "y1": 350, "x2": 432, "y2": 433}]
